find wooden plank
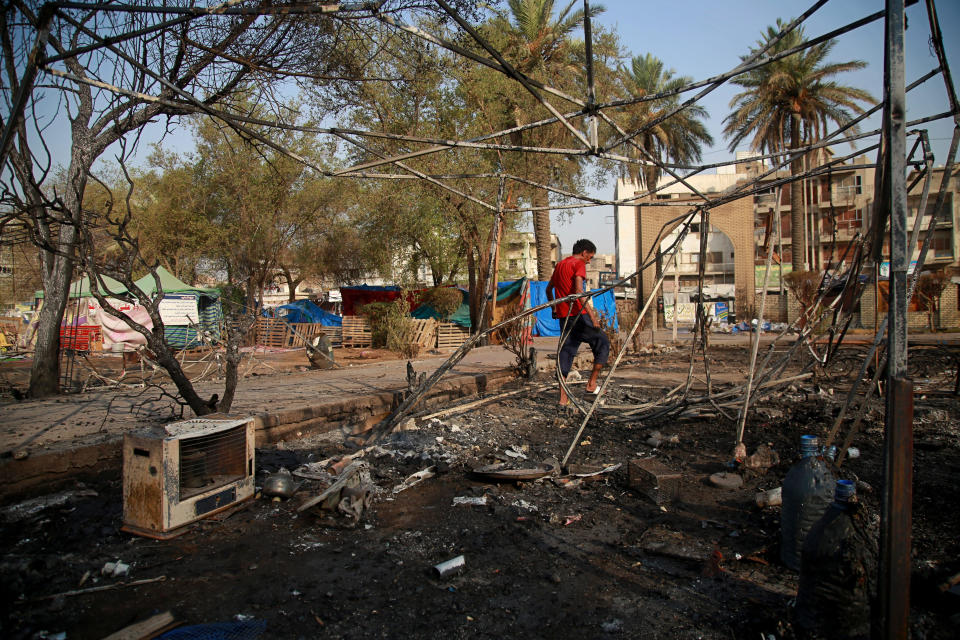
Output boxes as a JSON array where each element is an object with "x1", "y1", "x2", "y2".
[
  {"x1": 341, "y1": 316, "x2": 372, "y2": 348},
  {"x1": 101, "y1": 611, "x2": 176, "y2": 640},
  {"x1": 436, "y1": 322, "x2": 468, "y2": 348}
]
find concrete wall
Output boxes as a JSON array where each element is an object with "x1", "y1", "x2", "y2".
[
  {"x1": 614, "y1": 178, "x2": 638, "y2": 279},
  {"x1": 859, "y1": 283, "x2": 958, "y2": 331}
]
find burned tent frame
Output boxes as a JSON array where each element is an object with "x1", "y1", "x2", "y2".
[{"x1": 2, "y1": 2, "x2": 959, "y2": 636}]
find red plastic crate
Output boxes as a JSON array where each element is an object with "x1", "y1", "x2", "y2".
[{"x1": 60, "y1": 325, "x2": 101, "y2": 351}]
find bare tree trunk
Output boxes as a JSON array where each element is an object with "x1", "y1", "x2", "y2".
[
  {"x1": 790, "y1": 114, "x2": 805, "y2": 273},
  {"x1": 29, "y1": 266, "x2": 71, "y2": 396},
  {"x1": 467, "y1": 249, "x2": 478, "y2": 328},
  {"x1": 532, "y1": 189, "x2": 552, "y2": 281},
  {"x1": 280, "y1": 267, "x2": 302, "y2": 302},
  {"x1": 29, "y1": 167, "x2": 85, "y2": 397},
  {"x1": 147, "y1": 334, "x2": 213, "y2": 416},
  {"x1": 218, "y1": 334, "x2": 243, "y2": 413}
]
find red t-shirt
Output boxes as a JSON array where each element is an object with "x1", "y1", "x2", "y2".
[{"x1": 549, "y1": 255, "x2": 587, "y2": 318}]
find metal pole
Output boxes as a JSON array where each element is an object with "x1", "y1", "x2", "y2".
[
  {"x1": 879, "y1": 2, "x2": 912, "y2": 638},
  {"x1": 672, "y1": 266, "x2": 679, "y2": 342},
  {"x1": 583, "y1": 0, "x2": 598, "y2": 152}
]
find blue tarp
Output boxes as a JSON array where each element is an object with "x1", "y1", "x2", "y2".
[
  {"x1": 275, "y1": 299, "x2": 342, "y2": 326},
  {"x1": 528, "y1": 281, "x2": 618, "y2": 337}
]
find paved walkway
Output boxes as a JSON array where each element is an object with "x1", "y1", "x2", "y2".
[
  {"x1": 0, "y1": 339, "x2": 566, "y2": 498},
  {"x1": 2, "y1": 329, "x2": 956, "y2": 499}
]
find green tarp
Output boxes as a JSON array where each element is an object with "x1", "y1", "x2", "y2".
[
  {"x1": 36, "y1": 274, "x2": 127, "y2": 299},
  {"x1": 36, "y1": 266, "x2": 217, "y2": 299},
  {"x1": 133, "y1": 267, "x2": 218, "y2": 296}
]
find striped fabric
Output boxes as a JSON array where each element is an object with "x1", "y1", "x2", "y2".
[{"x1": 163, "y1": 295, "x2": 223, "y2": 349}]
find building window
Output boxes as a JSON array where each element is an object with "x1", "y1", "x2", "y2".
[
  {"x1": 927, "y1": 230, "x2": 953, "y2": 258},
  {"x1": 854, "y1": 175, "x2": 862, "y2": 194}
]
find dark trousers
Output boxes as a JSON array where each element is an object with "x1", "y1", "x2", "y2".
[{"x1": 557, "y1": 314, "x2": 610, "y2": 378}]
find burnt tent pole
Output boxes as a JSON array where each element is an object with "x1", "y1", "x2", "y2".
[
  {"x1": 583, "y1": 0, "x2": 598, "y2": 152},
  {"x1": 878, "y1": 1, "x2": 912, "y2": 639}
]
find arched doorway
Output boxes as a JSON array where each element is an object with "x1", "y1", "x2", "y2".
[{"x1": 659, "y1": 223, "x2": 737, "y2": 325}]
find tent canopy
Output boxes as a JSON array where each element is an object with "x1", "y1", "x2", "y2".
[
  {"x1": 36, "y1": 274, "x2": 126, "y2": 299},
  {"x1": 37, "y1": 266, "x2": 218, "y2": 299},
  {"x1": 133, "y1": 267, "x2": 218, "y2": 296}
]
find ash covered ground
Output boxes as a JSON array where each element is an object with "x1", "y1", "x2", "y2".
[{"x1": 2, "y1": 345, "x2": 958, "y2": 639}]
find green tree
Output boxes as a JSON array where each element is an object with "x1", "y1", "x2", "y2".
[
  {"x1": 723, "y1": 19, "x2": 874, "y2": 273},
  {"x1": 606, "y1": 53, "x2": 712, "y2": 193},
  {"x1": 0, "y1": 3, "x2": 347, "y2": 397},
  {"x1": 339, "y1": 23, "x2": 495, "y2": 302},
  {"x1": 476, "y1": 0, "x2": 605, "y2": 280},
  {"x1": 131, "y1": 149, "x2": 214, "y2": 284}
]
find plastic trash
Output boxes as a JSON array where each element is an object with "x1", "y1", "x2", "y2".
[
  {"x1": 433, "y1": 555, "x2": 465, "y2": 578},
  {"x1": 756, "y1": 486, "x2": 783, "y2": 507},
  {"x1": 795, "y1": 480, "x2": 874, "y2": 638},
  {"x1": 781, "y1": 435, "x2": 836, "y2": 571}
]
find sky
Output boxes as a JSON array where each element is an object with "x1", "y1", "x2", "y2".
[
  {"x1": 22, "y1": 1, "x2": 959, "y2": 260},
  {"x1": 545, "y1": 0, "x2": 960, "y2": 255}
]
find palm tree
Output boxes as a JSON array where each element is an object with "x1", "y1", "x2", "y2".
[
  {"x1": 724, "y1": 19, "x2": 874, "y2": 273},
  {"x1": 611, "y1": 53, "x2": 713, "y2": 193},
  {"x1": 495, "y1": 0, "x2": 605, "y2": 280}
]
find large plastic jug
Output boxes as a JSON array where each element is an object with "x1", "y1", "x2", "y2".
[
  {"x1": 780, "y1": 435, "x2": 835, "y2": 570},
  {"x1": 795, "y1": 480, "x2": 874, "y2": 638}
]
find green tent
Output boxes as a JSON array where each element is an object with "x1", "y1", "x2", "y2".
[
  {"x1": 132, "y1": 267, "x2": 218, "y2": 296},
  {"x1": 36, "y1": 266, "x2": 216, "y2": 299},
  {"x1": 35, "y1": 274, "x2": 127, "y2": 299}
]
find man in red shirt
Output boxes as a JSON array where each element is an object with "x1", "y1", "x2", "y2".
[{"x1": 547, "y1": 239, "x2": 610, "y2": 406}]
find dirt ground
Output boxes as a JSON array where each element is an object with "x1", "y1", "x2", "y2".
[{"x1": 1, "y1": 344, "x2": 959, "y2": 639}]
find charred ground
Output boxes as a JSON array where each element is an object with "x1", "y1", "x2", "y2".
[{"x1": 2, "y1": 345, "x2": 958, "y2": 639}]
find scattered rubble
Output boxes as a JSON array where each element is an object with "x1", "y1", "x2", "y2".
[{"x1": 1, "y1": 345, "x2": 957, "y2": 638}]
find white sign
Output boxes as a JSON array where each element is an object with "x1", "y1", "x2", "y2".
[
  {"x1": 159, "y1": 294, "x2": 199, "y2": 325},
  {"x1": 879, "y1": 261, "x2": 917, "y2": 278}
]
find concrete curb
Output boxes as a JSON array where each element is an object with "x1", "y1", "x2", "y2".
[{"x1": 1, "y1": 367, "x2": 519, "y2": 502}]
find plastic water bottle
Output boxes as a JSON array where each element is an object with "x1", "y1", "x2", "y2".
[
  {"x1": 780, "y1": 435, "x2": 836, "y2": 570},
  {"x1": 795, "y1": 480, "x2": 874, "y2": 638}
]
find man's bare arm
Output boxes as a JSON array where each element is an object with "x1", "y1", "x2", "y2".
[{"x1": 575, "y1": 276, "x2": 599, "y2": 325}]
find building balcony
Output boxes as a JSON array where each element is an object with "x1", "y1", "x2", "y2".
[
  {"x1": 829, "y1": 185, "x2": 860, "y2": 206},
  {"x1": 756, "y1": 193, "x2": 778, "y2": 208}
]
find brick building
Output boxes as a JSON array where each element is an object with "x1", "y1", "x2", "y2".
[{"x1": 614, "y1": 154, "x2": 960, "y2": 330}]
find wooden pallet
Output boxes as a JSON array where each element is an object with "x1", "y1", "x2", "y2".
[
  {"x1": 225, "y1": 320, "x2": 258, "y2": 347},
  {"x1": 341, "y1": 316, "x2": 372, "y2": 348},
  {"x1": 409, "y1": 318, "x2": 437, "y2": 348},
  {"x1": 255, "y1": 318, "x2": 289, "y2": 348},
  {"x1": 286, "y1": 322, "x2": 340, "y2": 348},
  {"x1": 436, "y1": 322, "x2": 469, "y2": 349}
]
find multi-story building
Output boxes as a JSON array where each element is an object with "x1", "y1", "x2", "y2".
[
  {"x1": 614, "y1": 152, "x2": 960, "y2": 329},
  {"x1": 497, "y1": 231, "x2": 561, "y2": 280},
  {"x1": 753, "y1": 154, "x2": 958, "y2": 329},
  {"x1": 584, "y1": 253, "x2": 616, "y2": 290}
]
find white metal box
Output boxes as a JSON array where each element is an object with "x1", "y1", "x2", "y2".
[{"x1": 122, "y1": 417, "x2": 255, "y2": 538}]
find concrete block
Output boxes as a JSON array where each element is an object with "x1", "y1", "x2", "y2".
[{"x1": 628, "y1": 458, "x2": 681, "y2": 505}]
